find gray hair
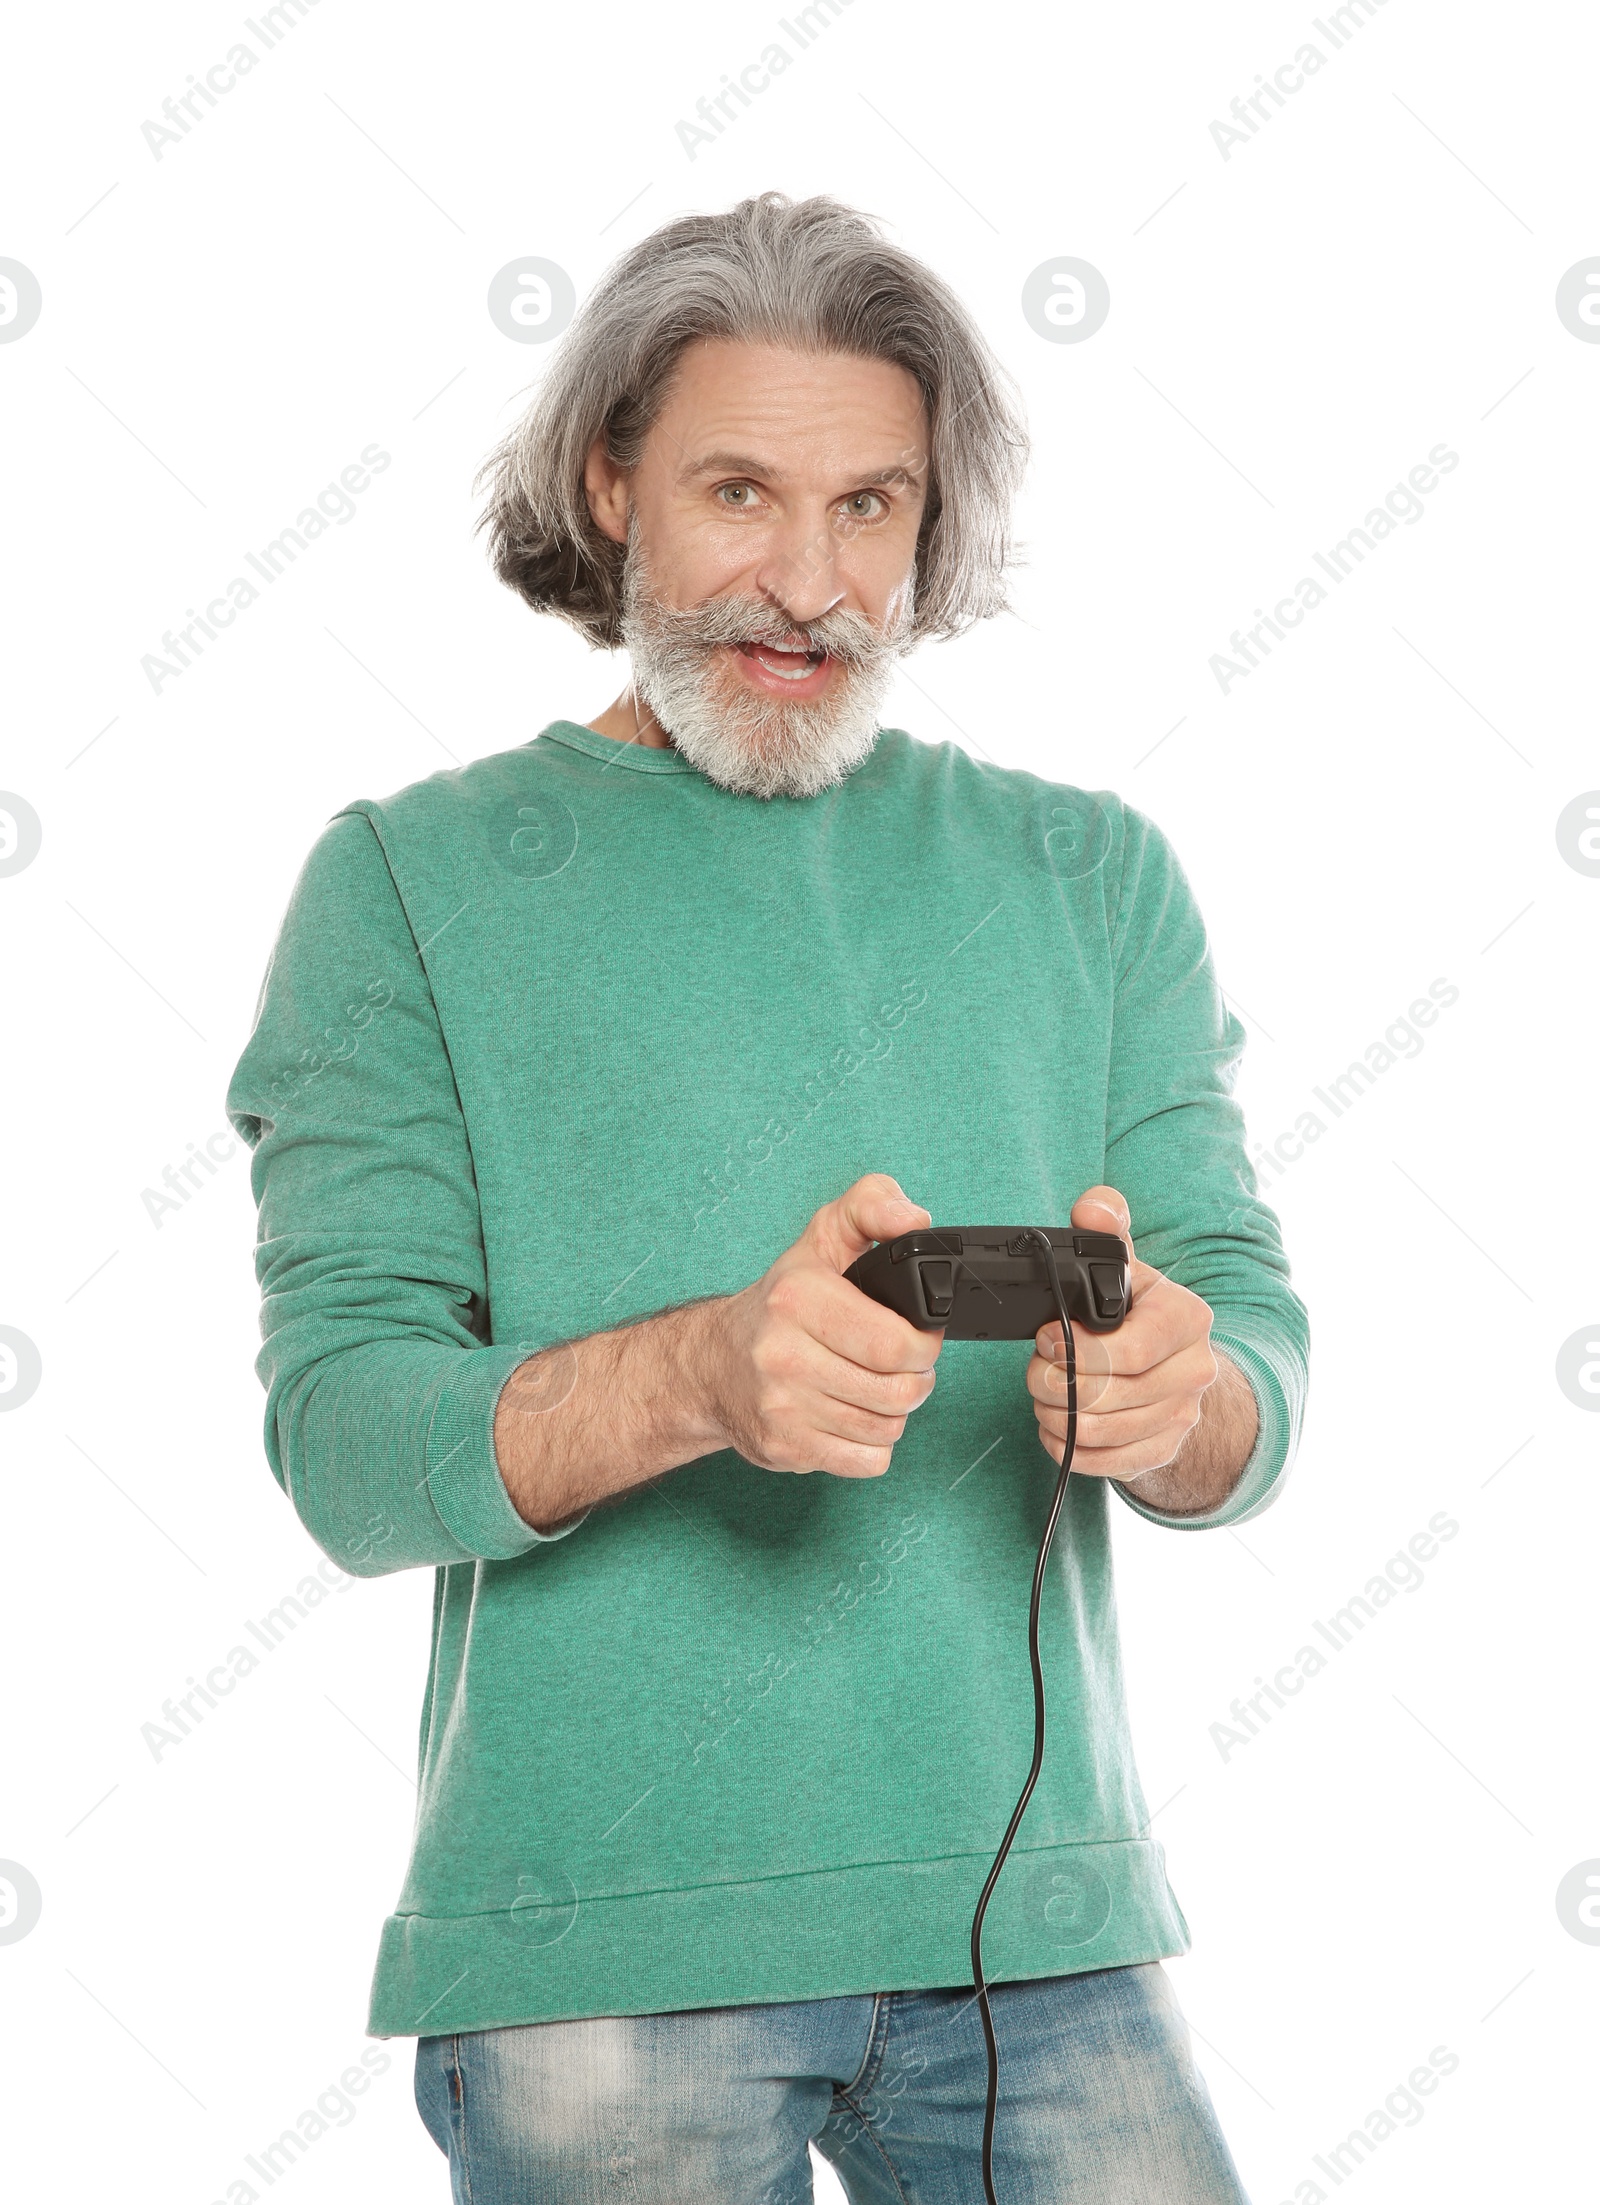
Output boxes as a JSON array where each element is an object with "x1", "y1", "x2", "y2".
[{"x1": 474, "y1": 191, "x2": 1030, "y2": 649}]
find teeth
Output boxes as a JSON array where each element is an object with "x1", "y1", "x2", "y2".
[{"x1": 747, "y1": 643, "x2": 823, "y2": 680}]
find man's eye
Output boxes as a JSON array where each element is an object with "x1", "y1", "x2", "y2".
[
  {"x1": 843, "y1": 491, "x2": 885, "y2": 519},
  {"x1": 717, "y1": 483, "x2": 755, "y2": 506}
]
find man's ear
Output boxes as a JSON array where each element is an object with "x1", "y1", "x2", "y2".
[{"x1": 584, "y1": 435, "x2": 630, "y2": 547}]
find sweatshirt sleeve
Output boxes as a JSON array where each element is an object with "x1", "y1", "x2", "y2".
[
  {"x1": 1098, "y1": 798, "x2": 1310, "y2": 1531},
  {"x1": 225, "y1": 808, "x2": 582, "y2": 1576}
]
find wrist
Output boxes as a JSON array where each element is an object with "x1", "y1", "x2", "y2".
[
  {"x1": 661, "y1": 1295, "x2": 735, "y2": 1462},
  {"x1": 1116, "y1": 1353, "x2": 1258, "y2": 1516}
]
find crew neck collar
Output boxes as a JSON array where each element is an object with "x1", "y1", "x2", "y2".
[{"x1": 534, "y1": 720, "x2": 700, "y2": 773}]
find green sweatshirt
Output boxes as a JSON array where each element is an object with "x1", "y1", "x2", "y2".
[{"x1": 226, "y1": 719, "x2": 1308, "y2": 2039}]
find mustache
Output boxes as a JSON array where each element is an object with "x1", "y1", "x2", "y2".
[{"x1": 622, "y1": 582, "x2": 906, "y2": 671}]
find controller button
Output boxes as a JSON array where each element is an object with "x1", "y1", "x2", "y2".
[
  {"x1": 1089, "y1": 1263, "x2": 1126, "y2": 1319},
  {"x1": 891, "y1": 1231, "x2": 962, "y2": 1262},
  {"x1": 918, "y1": 1260, "x2": 956, "y2": 1318}
]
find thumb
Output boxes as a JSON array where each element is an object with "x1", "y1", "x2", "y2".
[
  {"x1": 1071, "y1": 1183, "x2": 1134, "y2": 1264},
  {"x1": 803, "y1": 1173, "x2": 930, "y2": 1275}
]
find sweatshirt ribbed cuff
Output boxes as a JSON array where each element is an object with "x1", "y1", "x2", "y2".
[
  {"x1": 423, "y1": 1343, "x2": 591, "y2": 1560},
  {"x1": 1115, "y1": 1328, "x2": 1301, "y2": 1532}
]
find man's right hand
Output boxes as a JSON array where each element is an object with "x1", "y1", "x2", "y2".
[
  {"x1": 496, "y1": 1174, "x2": 944, "y2": 1532},
  {"x1": 689, "y1": 1174, "x2": 944, "y2": 1479}
]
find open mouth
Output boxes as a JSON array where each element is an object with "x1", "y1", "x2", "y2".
[{"x1": 734, "y1": 639, "x2": 830, "y2": 682}]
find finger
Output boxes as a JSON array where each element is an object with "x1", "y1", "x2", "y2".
[
  {"x1": 805, "y1": 1391, "x2": 921, "y2": 1450},
  {"x1": 1032, "y1": 1315, "x2": 1122, "y2": 1368},
  {"x1": 1070, "y1": 1183, "x2": 1134, "y2": 1263},
  {"x1": 1037, "y1": 1276, "x2": 1209, "y2": 1381},
  {"x1": 803, "y1": 1332, "x2": 940, "y2": 1419},
  {"x1": 801, "y1": 1173, "x2": 930, "y2": 1275},
  {"x1": 791, "y1": 1268, "x2": 946, "y2": 1375},
  {"x1": 1029, "y1": 1321, "x2": 1120, "y2": 1412},
  {"x1": 1031, "y1": 1256, "x2": 1163, "y2": 1364},
  {"x1": 1036, "y1": 1425, "x2": 1192, "y2": 1480},
  {"x1": 1033, "y1": 1404, "x2": 1202, "y2": 1480},
  {"x1": 1036, "y1": 1183, "x2": 1138, "y2": 1367},
  {"x1": 770, "y1": 1433, "x2": 898, "y2": 1481},
  {"x1": 1028, "y1": 1334, "x2": 1217, "y2": 1416},
  {"x1": 1033, "y1": 1386, "x2": 1204, "y2": 1456}
]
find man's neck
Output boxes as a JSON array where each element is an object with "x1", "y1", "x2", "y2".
[{"x1": 586, "y1": 689, "x2": 673, "y2": 750}]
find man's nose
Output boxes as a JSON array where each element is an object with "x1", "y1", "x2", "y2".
[{"x1": 754, "y1": 512, "x2": 847, "y2": 631}]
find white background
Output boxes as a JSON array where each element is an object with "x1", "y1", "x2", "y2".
[{"x1": 1, "y1": 1, "x2": 1595, "y2": 2199}]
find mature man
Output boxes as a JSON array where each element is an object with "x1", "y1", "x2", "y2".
[{"x1": 228, "y1": 192, "x2": 1308, "y2": 2203}]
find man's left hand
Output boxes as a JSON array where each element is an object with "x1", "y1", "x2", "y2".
[{"x1": 1027, "y1": 1184, "x2": 1256, "y2": 1509}]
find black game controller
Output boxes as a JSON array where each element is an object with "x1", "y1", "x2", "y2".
[{"x1": 845, "y1": 1226, "x2": 1131, "y2": 1339}]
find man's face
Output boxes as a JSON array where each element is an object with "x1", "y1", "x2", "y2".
[{"x1": 585, "y1": 338, "x2": 930, "y2": 798}]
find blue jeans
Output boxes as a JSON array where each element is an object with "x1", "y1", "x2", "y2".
[{"x1": 414, "y1": 1963, "x2": 1250, "y2": 2203}]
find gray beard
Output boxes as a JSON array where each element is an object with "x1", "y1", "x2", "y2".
[{"x1": 616, "y1": 534, "x2": 914, "y2": 801}]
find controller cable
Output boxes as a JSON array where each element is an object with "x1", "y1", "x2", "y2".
[{"x1": 968, "y1": 1227, "x2": 1081, "y2": 2205}]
